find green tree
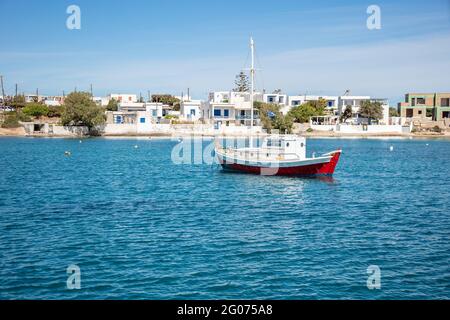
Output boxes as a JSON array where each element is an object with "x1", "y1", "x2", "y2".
[
  {"x1": 288, "y1": 99, "x2": 326, "y2": 123},
  {"x1": 254, "y1": 102, "x2": 293, "y2": 133},
  {"x1": 106, "y1": 98, "x2": 118, "y2": 111},
  {"x1": 23, "y1": 103, "x2": 49, "y2": 118},
  {"x1": 47, "y1": 105, "x2": 64, "y2": 118},
  {"x1": 359, "y1": 100, "x2": 383, "y2": 124},
  {"x1": 233, "y1": 71, "x2": 249, "y2": 92},
  {"x1": 151, "y1": 94, "x2": 180, "y2": 105},
  {"x1": 273, "y1": 114, "x2": 294, "y2": 134},
  {"x1": 151, "y1": 94, "x2": 180, "y2": 111},
  {"x1": 389, "y1": 107, "x2": 399, "y2": 117},
  {"x1": 61, "y1": 92, "x2": 106, "y2": 129},
  {"x1": 340, "y1": 105, "x2": 353, "y2": 122}
]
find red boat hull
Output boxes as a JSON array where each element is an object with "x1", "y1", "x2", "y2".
[{"x1": 220, "y1": 151, "x2": 341, "y2": 176}]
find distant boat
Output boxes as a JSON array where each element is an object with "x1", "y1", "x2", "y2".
[{"x1": 214, "y1": 37, "x2": 342, "y2": 176}]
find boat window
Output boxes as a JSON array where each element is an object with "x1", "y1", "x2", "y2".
[
  {"x1": 301, "y1": 143, "x2": 304, "y2": 147},
  {"x1": 267, "y1": 139, "x2": 281, "y2": 147},
  {"x1": 286, "y1": 143, "x2": 290, "y2": 147}
]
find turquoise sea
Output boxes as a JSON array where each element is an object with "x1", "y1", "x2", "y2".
[{"x1": 0, "y1": 137, "x2": 449, "y2": 299}]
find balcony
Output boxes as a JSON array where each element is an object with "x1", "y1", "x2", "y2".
[{"x1": 235, "y1": 114, "x2": 260, "y2": 120}]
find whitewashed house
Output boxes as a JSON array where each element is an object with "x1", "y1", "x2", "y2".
[
  {"x1": 288, "y1": 95, "x2": 339, "y2": 115},
  {"x1": 42, "y1": 96, "x2": 64, "y2": 107},
  {"x1": 109, "y1": 93, "x2": 138, "y2": 103},
  {"x1": 180, "y1": 100, "x2": 202, "y2": 121},
  {"x1": 118, "y1": 102, "x2": 146, "y2": 112},
  {"x1": 145, "y1": 102, "x2": 164, "y2": 122},
  {"x1": 263, "y1": 93, "x2": 289, "y2": 114},
  {"x1": 337, "y1": 96, "x2": 389, "y2": 124},
  {"x1": 93, "y1": 96, "x2": 110, "y2": 107},
  {"x1": 205, "y1": 91, "x2": 263, "y2": 128}
]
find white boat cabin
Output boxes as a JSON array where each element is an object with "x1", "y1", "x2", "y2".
[
  {"x1": 222, "y1": 135, "x2": 307, "y2": 162},
  {"x1": 260, "y1": 135, "x2": 306, "y2": 160}
]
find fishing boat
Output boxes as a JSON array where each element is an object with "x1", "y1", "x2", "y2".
[
  {"x1": 214, "y1": 38, "x2": 342, "y2": 176},
  {"x1": 216, "y1": 135, "x2": 341, "y2": 176}
]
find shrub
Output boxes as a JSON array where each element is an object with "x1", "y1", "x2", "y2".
[
  {"x1": 23, "y1": 103, "x2": 49, "y2": 118},
  {"x1": 17, "y1": 110, "x2": 32, "y2": 122},
  {"x1": 306, "y1": 128, "x2": 313, "y2": 133},
  {"x1": 1, "y1": 113, "x2": 20, "y2": 128},
  {"x1": 431, "y1": 125, "x2": 442, "y2": 133}
]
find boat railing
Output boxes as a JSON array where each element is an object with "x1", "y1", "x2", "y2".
[{"x1": 221, "y1": 147, "x2": 302, "y2": 161}]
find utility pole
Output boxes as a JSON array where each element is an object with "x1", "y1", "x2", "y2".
[
  {"x1": 0, "y1": 75, "x2": 6, "y2": 106},
  {"x1": 147, "y1": 90, "x2": 151, "y2": 102},
  {"x1": 63, "y1": 90, "x2": 65, "y2": 99},
  {"x1": 15, "y1": 83, "x2": 18, "y2": 97},
  {"x1": 90, "y1": 84, "x2": 93, "y2": 97},
  {"x1": 139, "y1": 92, "x2": 142, "y2": 102},
  {"x1": 187, "y1": 88, "x2": 190, "y2": 101},
  {"x1": 36, "y1": 88, "x2": 39, "y2": 102}
]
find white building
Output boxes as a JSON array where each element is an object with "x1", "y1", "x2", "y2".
[
  {"x1": 337, "y1": 96, "x2": 389, "y2": 124},
  {"x1": 109, "y1": 93, "x2": 138, "y2": 103},
  {"x1": 109, "y1": 111, "x2": 144, "y2": 124},
  {"x1": 288, "y1": 95, "x2": 339, "y2": 114},
  {"x1": 145, "y1": 102, "x2": 164, "y2": 122},
  {"x1": 24, "y1": 94, "x2": 40, "y2": 103},
  {"x1": 93, "y1": 96, "x2": 110, "y2": 107},
  {"x1": 263, "y1": 93, "x2": 289, "y2": 114},
  {"x1": 263, "y1": 93, "x2": 288, "y2": 105},
  {"x1": 180, "y1": 100, "x2": 203, "y2": 121},
  {"x1": 118, "y1": 102, "x2": 146, "y2": 112},
  {"x1": 205, "y1": 91, "x2": 263, "y2": 128},
  {"x1": 337, "y1": 95, "x2": 371, "y2": 115},
  {"x1": 41, "y1": 96, "x2": 64, "y2": 107}
]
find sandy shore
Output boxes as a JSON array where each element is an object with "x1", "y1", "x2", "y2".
[{"x1": 0, "y1": 127, "x2": 26, "y2": 136}]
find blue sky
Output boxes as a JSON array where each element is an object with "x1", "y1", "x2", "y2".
[{"x1": 0, "y1": 0, "x2": 449, "y2": 103}]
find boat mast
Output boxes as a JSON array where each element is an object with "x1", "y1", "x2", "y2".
[
  {"x1": 250, "y1": 37, "x2": 255, "y2": 147},
  {"x1": 250, "y1": 37, "x2": 254, "y2": 131}
]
